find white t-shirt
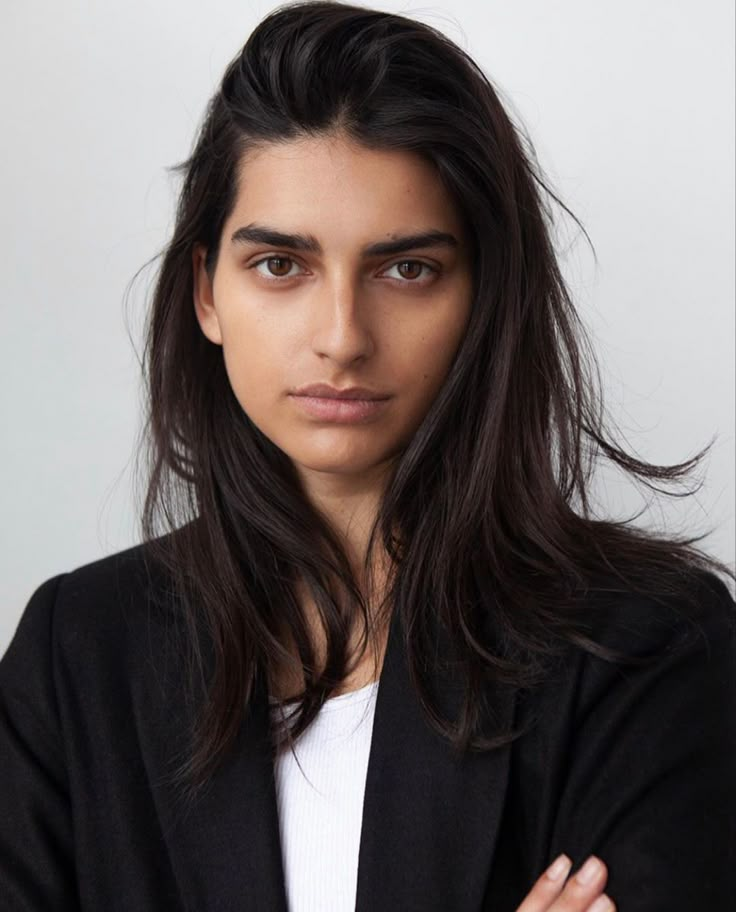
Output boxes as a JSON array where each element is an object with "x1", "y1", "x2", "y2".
[{"x1": 268, "y1": 679, "x2": 380, "y2": 912}]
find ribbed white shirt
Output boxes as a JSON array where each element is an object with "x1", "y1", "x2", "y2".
[{"x1": 268, "y1": 680, "x2": 380, "y2": 912}]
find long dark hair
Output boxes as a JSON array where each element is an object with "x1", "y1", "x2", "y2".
[{"x1": 133, "y1": 0, "x2": 735, "y2": 806}]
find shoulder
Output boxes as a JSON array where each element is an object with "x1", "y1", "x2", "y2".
[
  {"x1": 1, "y1": 530, "x2": 187, "y2": 696},
  {"x1": 514, "y1": 567, "x2": 736, "y2": 739},
  {"x1": 561, "y1": 567, "x2": 736, "y2": 723},
  {"x1": 579, "y1": 566, "x2": 736, "y2": 660},
  {"x1": 52, "y1": 536, "x2": 171, "y2": 646}
]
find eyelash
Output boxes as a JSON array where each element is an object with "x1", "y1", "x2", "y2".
[{"x1": 247, "y1": 255, "x2": 440, "y2": 285}]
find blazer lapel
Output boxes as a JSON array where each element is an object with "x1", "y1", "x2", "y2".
[
  {"x1": 144, "y1": 622, "x2": 289, "y2": 911},
  {"x1": 146, "y1": 591, "x2": 516, "y2": 911},
  {"x1": 355, "y1": 601, "x2": 517, "y2": 911}
]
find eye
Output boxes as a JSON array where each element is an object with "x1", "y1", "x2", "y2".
[
  {"x1": 248, "y1": 255, "x2": 439, "y2": 284},
  {"x1": 250, "y1": 255, "x2": 304, "y2": 281},
  {"x1": 382, "y1": 260, "x2": 438, "y2": 284}
]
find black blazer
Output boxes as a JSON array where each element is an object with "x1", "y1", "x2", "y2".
[{"x1": 1, "y1": 538, "x2": 735, "y2": 911}]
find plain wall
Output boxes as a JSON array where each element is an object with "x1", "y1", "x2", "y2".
[{"x1": 2, "y1": 0, "x2": 734, "y2": 650}]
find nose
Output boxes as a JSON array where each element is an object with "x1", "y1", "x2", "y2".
[{"x1": 309, "y1": 273, "x2": 376, "y2": 365}]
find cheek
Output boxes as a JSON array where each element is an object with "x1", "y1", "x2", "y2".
[
  {"x1": 403, "y1": 305, "x2": 470, "y2": 390},
  {"x1": 218, "y1": 314, "x2": 284, "y2": 415}
]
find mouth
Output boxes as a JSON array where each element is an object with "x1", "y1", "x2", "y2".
[
  {"x1": 291, "y1": 384, "x2": 391, "y2": 401},
  {"x1": 289, "y1": 394, "x2": 390, "y2": 423}
]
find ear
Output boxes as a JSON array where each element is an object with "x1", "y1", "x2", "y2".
[{"x1": 192, "y1": 244, "x2": 223, "y2": 345}]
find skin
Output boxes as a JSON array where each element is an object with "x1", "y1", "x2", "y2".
[
  {"x1": 519, "y1": 854, "x2": 615, "y2": 912},
  {"x1": 193, "y1": 133, "x2": 472, "y2": 558},
  {"x1": 192, "y1": 133, "x2": 617, "y2": 912}
]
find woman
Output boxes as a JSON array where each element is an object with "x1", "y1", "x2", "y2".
[{"x1": 1, "y1": 2, "x2": 734, "y2": 910}]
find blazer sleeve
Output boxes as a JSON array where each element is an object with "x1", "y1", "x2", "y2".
[
  {"x1": 0, "y1": 573, "x2": 80, "y2": 911},
  {"x1": 547, "y1": 571, "x2": 736, "y2": 910}
]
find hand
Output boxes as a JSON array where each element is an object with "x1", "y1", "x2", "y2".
[{"x1": 515, "y1": 854, "x2": 616, "y2": 912}]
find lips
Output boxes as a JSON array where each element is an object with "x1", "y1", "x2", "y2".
[
  {"x1": 291, "y1": 383, "x2": 390, "y2": 400},
  {"x1": 290, "y1": 394, "x2": 390, "y2": 422}
]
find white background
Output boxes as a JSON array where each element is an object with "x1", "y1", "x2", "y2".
[{"x1": 2, "y1": 0, "x2": 734, "y2": 650}]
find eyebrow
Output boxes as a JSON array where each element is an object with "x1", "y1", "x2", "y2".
[{"x1": 230, "y1": 222, "x2": 459, "y2": 257}]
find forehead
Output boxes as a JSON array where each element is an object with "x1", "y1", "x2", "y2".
[{"x1": 228, "y1": 135, "x2": 464, "y2": 238}]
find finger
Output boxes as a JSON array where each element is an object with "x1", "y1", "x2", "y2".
[
  {"x1": 550, "y1": 855, "x2": 610, "y2": 911},
  {"x1": 586, "y1": 895, "x2": 617, "y2": 912},
  {"x1": 515, "y1": 854, "x2": 573, "y2": 911},
  {"x1": 515, "y1": 854, "x2": 609, "y2": 912}
]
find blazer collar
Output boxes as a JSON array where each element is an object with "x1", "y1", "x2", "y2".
[{"x1": 149, "y1": 598, "x2": 516, "y2": 911}]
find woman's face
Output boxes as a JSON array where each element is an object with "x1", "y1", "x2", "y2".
[{"x1": 193, "y1": 134, "x2": 473, "y2": 488}]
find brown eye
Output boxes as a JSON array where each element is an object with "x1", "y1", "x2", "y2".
[
  {"x1": 396, "y1": 261, "x2": 423, "y2": 280},
  {"x1": 251, "y1": 256, "x2": 301, "y2": 279},
  {"x1": 384, "y1": 260, "x2": 438, "y2": 283},
  {"x1": 265, "y1": 256, "x2": 292, "y2": 277}
]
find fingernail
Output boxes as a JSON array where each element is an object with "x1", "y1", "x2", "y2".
[
  {"x1": 546, "y1": 853, "x2": 572, "y2": 881},
  {"x1": 576, "y1": 856, "x2": 602, "y2": 884},
  {"x1": 588, "y1": 896, "x2": 614, "y2": 912}
]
